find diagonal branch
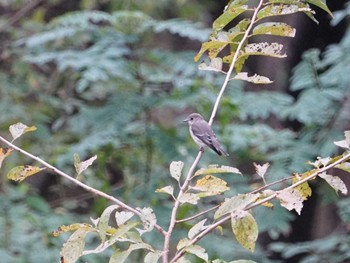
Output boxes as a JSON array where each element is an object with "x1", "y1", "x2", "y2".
[
  {"x1": 170, "y1": 151, "x2": 350, "y2": 262},
  {"x1": 0, "y1": 135, "x2": 166, "y2": 236}
]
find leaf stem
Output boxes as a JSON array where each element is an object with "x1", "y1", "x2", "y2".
[{"x1": 170, "y1": 151, "x2": 350, "y2": 262}]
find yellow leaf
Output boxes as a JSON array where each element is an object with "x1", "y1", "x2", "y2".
[
  {"x1": 7, "y1": 165, "x2": 45, "y2": 182},
  {"x1": 231, "y1": 210, "x2": 258, "y2": 252},
  {"x1": 0, "y1": 147, "x2": 12, "y2": 168},
  {"x1": 192, "y1": 175, "x2": 229, "y2": 196},
  {"x1": 292, "y1": 174, "x2": 312, "y2": 200}
]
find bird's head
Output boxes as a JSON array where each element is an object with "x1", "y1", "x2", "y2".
[{"x1": 183, "y1": 113, "x2": 204, "y2": 125}]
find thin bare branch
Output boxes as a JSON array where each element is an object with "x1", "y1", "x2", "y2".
[{"x1": 0, "y1": 135, "x2": 166, "y2": 236}]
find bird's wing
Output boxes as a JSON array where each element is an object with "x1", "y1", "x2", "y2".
[{"x1": 191, "y1": 120, "x2": 225, "y2": 155}]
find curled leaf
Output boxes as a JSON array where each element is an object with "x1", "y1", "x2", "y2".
[
  {"x1": 74, "y1": 154, "x2": 97, "y2": 175},
  {"x1": 155, "y1": 185, "x2": 174, "y2": 196},
  {"x1": 9, "y1": 123, "x2": 37, "y2": 141}
]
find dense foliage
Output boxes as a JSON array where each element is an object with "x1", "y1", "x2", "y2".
[{"x1": 1, "y1": 0, "x2": 349, "y2": 262}]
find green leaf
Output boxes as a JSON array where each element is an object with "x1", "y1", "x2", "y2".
[
  {"x1": 188, "y1": 219, "x2": 207, "y2": 239},
  {"x1": 335, "y1": 162, "x2": 350, "y2": 174},
  {"x1": 9, "y1": 122, "x2": 37, "y2": 141},
  {"x1": 170, "y1": 161, "x2": 184, "y2": 181},
  {"x1": 0, "y1": 147, "x2": 12, "y2": 168},
  {"x1": 60, "y1": 228, "x2": 89, "y2": 263},
  {"x1": 194, "y1": 164, "x2": 241, "y2": 177},
  {"x1": 306, "y1": 0, "x2": 333, "y2": 18},
  {"x1": 318, "y1": 172, "x2": 348, "y2": 195},
  {"x1": 7, "y1": 165, "x2": 45, "y2": 182},
  {"x1": 214, "y1": 193, "x2": 260, "y2": 219},
  {"x1": 177, "y1": 238, "x2": 191, "y2": 250},
  {"x1": 192, "y1": 175, "x2": 229, "y2": 197},
  {"x1": 233, "y1": 72, "x2": 273, "y2": 84},
  {"x1": 213, "y1": 3, "x2": 248, "y2": 32},
  {"x1": 252, "y1": 22, "x2": 296, "y2": 37},
  {"x1": 98, "y1": 205, "x2": 119, "y2": 243},
  {"x1": 231, "y1": 210, "x2": 258, "y2": 252}
]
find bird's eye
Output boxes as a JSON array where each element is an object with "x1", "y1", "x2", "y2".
[{"x1": 190, "y1": 117, "x2": 194, "y2": 121}]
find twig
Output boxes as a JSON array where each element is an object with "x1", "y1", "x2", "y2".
[
  {"x1": 175, "y1": 205, "x2": 219, "y2": 223},
  {"x1": 170, "y1": 151, "x2": 350, "y2": 263},
  {"x1": 0, "y1": 135, "x2": 166, "y2": 236},
  {"x1": 250, "y1": 176, "x2": 293, "y2": 194},
  {"x1": 162, "y1": 150, "x2": 204, "y2": 263}
]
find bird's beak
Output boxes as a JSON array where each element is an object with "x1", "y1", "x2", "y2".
[{"x1": 183, "y1": 118, "x2": 189, "y2": 123}]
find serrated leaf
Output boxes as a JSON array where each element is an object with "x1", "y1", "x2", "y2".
[
  {"x1": 234, "y1": 72, "x2": 273, "y2": 84},
  {"x1": 184, "y1": 245, "x2": 208, "y2": 262},
  {"x1": 60, "y1": 228, "x2": 89, "y2": 263},
  {"x1": 0, "y1": 147, "x2": 12, "y2": 168},
  {"x1": 136, "y1": 207, "x2": 156, "y2": 234},
  {"x1": 178, "y1": 193, "x2": 200, "y2": 205},
  {"x1": 7, "y1": 165, "x2": 45, "y2": 182},
  {"x1": 319, "y1": 172, "x2": 348, "y2": 195},
  {"x1": 231, "y1": 210, "x2": 258, "y2": 252},
  {"x1": 115, "y1": 211, "x2": 134, "y2": 226},
  {"x1": 214, "y1": 193, "x2": 260, "y2": 219},
  {"x1": 9, "y1": 122, "x2": 37, "y2": 141},
  {"x1": 253, "y1": 162, "x2": 270, "y2": 184},
  {"x1": 170, "y1": 161, "x2": 184, "y2": 181},
  {"x1": 155, "y1": 185, "x2": 174, "y2": 196},
  {"x1": 252, "y1": 22, "x2": 296, "y2": 37},
  {"x1": 277, "y1": 188, "x2": 304, "y2": 215},
  {"x1": 188, "y1": 219, "x2": 207, "y2": 239},
  {"x1": 192, "y1": 175, "x2": 229, "y2": 196},
  {"x1": 74, "y1": 154, "x2": 97, "y2": 175},
  {"x1": 194, "y1": 165, "x2": 241, "y2": 177},
  {"x1": 98, "y1": 205, "x2": 119, "y2": 243},
  {"x1": 144, "y1": 251, "x2": 162, "y2": 263}
]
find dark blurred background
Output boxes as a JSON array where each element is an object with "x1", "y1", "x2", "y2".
[{"x1": 0, "y1": 0, "x2": 350, "y2": 262}]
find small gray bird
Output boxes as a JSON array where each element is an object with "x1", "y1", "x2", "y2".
[{"x1": 184, "y1": 113, "x2": 228, "y2": 156}]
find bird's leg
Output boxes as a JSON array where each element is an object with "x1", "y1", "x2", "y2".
[{"x1": 199, "y1": 147, "x2": 204, "y2": 153}]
